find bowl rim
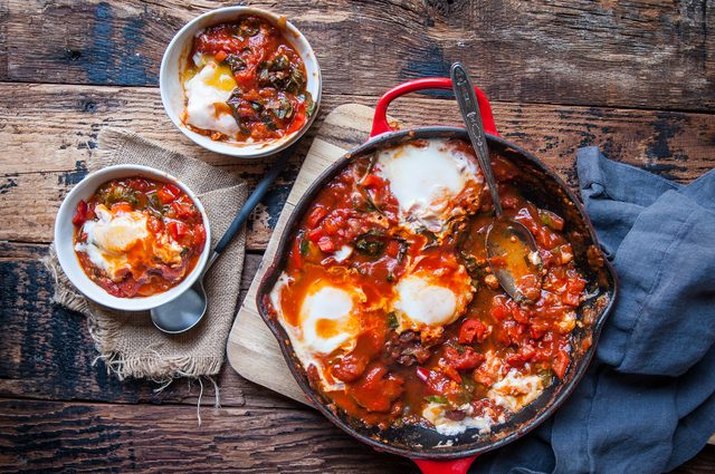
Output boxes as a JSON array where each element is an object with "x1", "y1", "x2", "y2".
[
  {"x1": 159, "y1": 5, "x2": 322, "y2": 159},
  {"x1": 54, "y1": 164, "x2": 212, "y2": 312}
]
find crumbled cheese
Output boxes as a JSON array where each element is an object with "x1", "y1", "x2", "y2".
[
  {"x1": 487, "y1": 369, "x2": 544, "y2": 412},
  {"x1": 422, "y1": 402, "x2": 495, "y2": 436}
]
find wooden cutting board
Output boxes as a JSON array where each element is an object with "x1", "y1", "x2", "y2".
[{"x1": 227, "y1": 104, "x2": 381, "y2": 405}]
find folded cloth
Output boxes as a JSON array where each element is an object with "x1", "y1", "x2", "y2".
[
  {"x1": 44, "y1": 128, "x2": 247, "y2": 382},
  {"x1": 476, "y1": 148, "x2": 715, "y2": 474}
]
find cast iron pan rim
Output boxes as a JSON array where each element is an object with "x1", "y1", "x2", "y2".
[{"x1": 256, "y1": 126, "x2": 618, "y2": 460}]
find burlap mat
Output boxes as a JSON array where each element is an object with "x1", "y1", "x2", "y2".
[{"x1": 44, "y1": 128, "x2": 248, "y2": 382}]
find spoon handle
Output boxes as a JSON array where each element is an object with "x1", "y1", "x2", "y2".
[
  {"x1": 212, "y1": 145, "x2": 295, "y2": 260},
  {"x1": 450, "y1": 62, "x2": 503, "y2": 217}
]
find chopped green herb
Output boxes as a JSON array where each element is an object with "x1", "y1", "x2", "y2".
[
  {"x1": 224, "y1": 54, "x2": 247, "y2": 74},
  {"x1": 387, "y1": 312, "x2": 398, "y2": 330},
  {"x1": 354, "y1": 231, "x2": 386, "y2": 257},
  {"x1": 239, "y1": 18, "x2": 260, "y2": 36},
  {"x1": 420, "y1": 230, "x2": 439, "y2": 251},
  {"x1": 270, "y1": 54, "x2": 290, "y2": 71},
  {"x1": 300, "y1": 236, "x2": 309, "y2": 256},
  {"x1": 538, "y1": 209, "x2": 565, "y2": 231},
  {"x1": 425, "y1": 395, "x2": 447, "y2": 404},
  {"x1": 304, "y1": 93, "x2": 316, "y2": 117}
]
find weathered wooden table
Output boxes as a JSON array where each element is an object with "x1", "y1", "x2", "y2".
[{"x1": 1, "y1": 1, "x2": 713, "y2": 472}]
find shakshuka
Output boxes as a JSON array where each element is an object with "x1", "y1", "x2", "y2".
[
  {"x1": 72, "y1": 177, "x2": 206, "y2": 298},
  {"x1": 182, "y1": 15, "x2": 315, "y2": 143},
  {"x1": 264, "y1": 137, "x2": 588, "y2": 436}
]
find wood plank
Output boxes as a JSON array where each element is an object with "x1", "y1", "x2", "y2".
[
  {"x1": 0, "y1": 398, "x2": 413, "y2": 473},
  {"x1": 0, "y1": 397, "x2": 712, "y2": 472},
  {"x1": 1, "y1": 83, "x2": 713, "y2": 250},
  {"x1": 0, "y1": 245, "x2": 300, "y2": 409},
  {"x1": 1, "y1": 0, "x2": 713, "y2": 111}
]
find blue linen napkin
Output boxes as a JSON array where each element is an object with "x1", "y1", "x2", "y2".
[{"x1": 475, "y1": 147, "x2": 715, "y2": 474}]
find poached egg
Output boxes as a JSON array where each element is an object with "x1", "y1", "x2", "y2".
[
  {"x1": 184, "y1": 59, "x2": 239, "y2": 138},
  {"x1": 375, "y1": 139, "x2": 482, "y2": 234},
  {"x1": 390, "y1": 257, "x2": 475, "y2": 335},
  {"x1": 75, "y1": 204, "x2": 183, "y2": 281},
  {"x1": 270, "y1": 270, "x2": 367, "y2": 390}
]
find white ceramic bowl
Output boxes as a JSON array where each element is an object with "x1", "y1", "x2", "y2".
[
  {"x1": 160, "y1": 6, "x2": 322, "y2": 158},
  {"x1": 54, "y1": 165, "x2": 211, "y2": 312}
]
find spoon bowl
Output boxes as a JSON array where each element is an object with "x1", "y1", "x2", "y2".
[
  {"x1": 451, "y1": 62, "x2": 542, "y2": 302},
  {"x1": 151, "y1": 279, "x2": 208, "y2": 334},
  {"x1": 486, "y1": 217, "x2": 541, "y2": 303}
]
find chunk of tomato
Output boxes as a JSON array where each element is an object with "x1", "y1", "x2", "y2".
[
  {"x1": 193, "y1": 223, "x2": 206, "y2": 248},
  {"x1": 72, "y1": 200, "x2": 88, "y2": 227},
  {"x1": 306, "y1": 206, "x2": 328, "y2": 228},
  {"x1": 317, "y1": 236, "x2": 335, "y2": 253},
  {"x1": 331, "y1": 353, "x2": 369, "y2": 383},
  {"x1": 553, "y1": 348, "x2": 570, "y2": 380},
  {"x1": 171, "y1": 200, "x2": 196, "y2": 219},
  {"x1": 361, "y1": 174, "x2": 383, "y2": 189},
  {"x1": 147, "y1": 216, "x2": 163, "y2": 234},
  {"x1": 506, "y1": 345, "x2": 536, "y2": 368},
  {"x1": 490, "y1": 295, "x2": 510, "y2": 321},
  {"x1": 157, "y1": 183, "x2": 181, "y2": 205},
  {"x1": 458, "y1": 319, "x2": 490, "y2": 345},
  {"x1": 350, "y1": 365, "x2": 404, "y2": 413},
  {"x1": 443, "y1": 345, "x2": 485, "y2": 371},
  {"x1": 416, "y1": 367, "x2": 454, "y2": 396},
  {"x1": 307, "y1": 227, "x2": 324, "y2": 243},
  {"x1": 167, "y1": 221, "x2": 188, "y2": 241}
]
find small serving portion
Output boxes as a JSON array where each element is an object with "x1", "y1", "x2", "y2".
[
  {"x1": 264, "y1": 137, "x2": 588, "y2": 437},
  {"x1": 182, "y1": 15, "x2": 315, "y2": 143},
  {"x1": 72, "y1": 177, "x2": 206, "y2": 298}
]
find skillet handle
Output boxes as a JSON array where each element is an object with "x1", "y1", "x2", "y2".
[
  {"x1": 370, "y1": 77, "x2": 498, "y2": 138},
  {"x1": 412, "y1": 455, "x2": 478, "y2": 474}
]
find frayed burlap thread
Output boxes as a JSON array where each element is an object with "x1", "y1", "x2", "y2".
[{"x1": 43, "y1": 128, "x2": 247, "y2": 384}]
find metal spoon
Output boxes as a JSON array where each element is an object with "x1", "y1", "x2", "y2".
[
  {"x1": 151, "y1": 146, "x2": 294, "y2": 334},
  {"x1": 450, "y1": 62, "x2": 542, "y2": 303}
]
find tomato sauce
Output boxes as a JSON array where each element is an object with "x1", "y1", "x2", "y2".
[
  {"x1": 266, "y1": 139, "x2": 587, "y2": 431},
  {"x1": 185, "y1": 15, "x2": 314, "y2": 142},
  {"x1": 72, "y1": 177, "x2": 206, "y2": 298}
]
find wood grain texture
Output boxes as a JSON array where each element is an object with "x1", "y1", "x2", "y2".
[
  {"x1": 2, "y1": 83, "x2": 713, "y2": 250},
  {"x1": 0, "y1": 398, "x2": 414, "y2": 473},
  {"x1": 1, "y1": 0, "x2": 713, "y2": 111},
  {"x1": 0, "y1": 245, "x2": 301, "y2": 410},
  {"x1": 0, "y1": 397, "x2": 712, "y2": 473}
]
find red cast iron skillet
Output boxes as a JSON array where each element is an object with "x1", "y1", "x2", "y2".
[{"x1": 257, "y1": 78, "x2": 618, "y2": 473}]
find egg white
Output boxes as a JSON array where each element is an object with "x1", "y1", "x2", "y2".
[
  {"x1": 184, "y1": 59, "x2": 239, "y2": 138},
  {"x1": 375, "y1": 139, "x2": 482, "y2": 233},
  {"x1": 391, "y1": 265, "x2": 474, "y2": 334}
]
